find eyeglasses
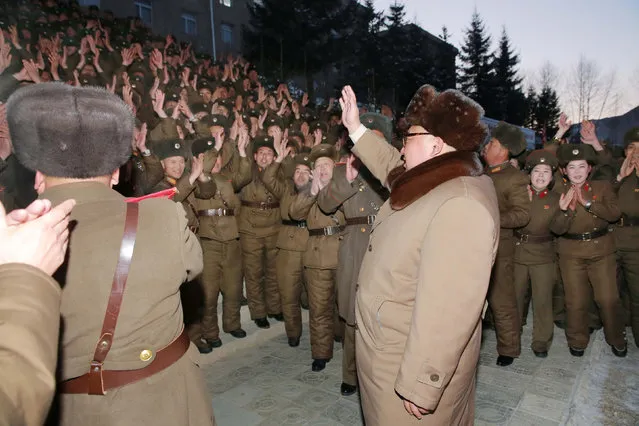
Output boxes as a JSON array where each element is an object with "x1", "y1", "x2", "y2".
[{"x1": 402, "y1": 132, "x2": 431, "y2": 146}]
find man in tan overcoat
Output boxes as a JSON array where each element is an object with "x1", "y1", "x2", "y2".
[
  {"x1": 7, "y1": 83, "x2": 215, "y2": 426},
  {"x1": 340, "y1": 85, "x2": 499, "y2": 425}
]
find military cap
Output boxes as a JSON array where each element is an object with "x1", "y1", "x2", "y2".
[
  {"x1": 309, "y1": 143, "x2": 336, "y2": 165},
  {"x1": 360, "y1": 112, "x2": 392, "y2": 143},
  {"x1": 623, "y1": 127, "x2": 639, "y2": 149},
  {"x1": 404, "y1": 84, "x2": 487, "y2": 152},
  {"x1": 310, "y1": 121, "x2": 328, "y2": 134},
  {"x1": 153, "y1": 139, "x2": 189, "y2": 160},
  {"x1": 190, "y1": 102, "x2": 210, "y2": 115},
  {"x1": 525, "y1": 149, "x2": 558, "y2": 172},
  {"x1": 7, "y1": 83, "x2": 134, "y2": 179},
  {"x1": 265, "y1": 115, "x2": 284, "y2": 130},
  {"x1": 556, "y1": 143, "x2": 597, "y2": 166},
  {"x1": 247, "y1": 108, "x2": 261, "y2": 119},
  {"x1": 288, "y1": 130, "x2": 304, "y2": 141},
  {"x1": 253, "y1": 135, "x2": 275, "y2": 154},
  {"x1": 491, "y1": 122, "x2": 526, "y2": 156},
  {"x1": 165, "y1": 87, "x2": 181, "y2": 102},
  {"x1": 78, "y1": 75, "x2": 100, "y2": 87},
  {"x1": 294, "y1": 153, "x2": 312, "y2": 169},
  {"x1": 198, "y1": 79, "x2": 213, "y2": 92},
  {"x1": 191, "y1": 137, "x2": 217, "y2": 156},
  {"x1": 204, "y1": 114, "x2": 229, "y2": 129}
]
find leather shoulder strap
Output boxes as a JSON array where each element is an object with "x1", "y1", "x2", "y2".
[{"x1": 87, "y1": 202, "x2": 139, "y2": 395}]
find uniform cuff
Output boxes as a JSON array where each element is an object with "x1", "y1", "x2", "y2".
[{"x1": 349, "y1": 124, "x2": 367, "y2": 143}]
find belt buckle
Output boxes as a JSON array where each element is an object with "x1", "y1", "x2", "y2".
[
  {"x1": 324, "y1": 226, "x2": 336, "y2": 236},
  {"x1": 582, "y1": 233, "x2": 592, "y2": 241},
  {"x1": 298, "y1": 221, "x2": 306, "y2": 228},
  {"x1": 216, "y1": 208, "x2": 224, "y2": 216},
  {"x1": 521, "y1": 234, "x2": 529, "y2": 243},
  {"x1": 259, "y1": 202, "x2": 267, "y2": 210},
  {"x1": 367, "y1": 215, "x2": 375, "y2": 225}
]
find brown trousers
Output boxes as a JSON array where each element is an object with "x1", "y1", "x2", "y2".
[
  {"x1": 240, "y1": 234, "x2": 281, "y2": 319},
  {"x1": 554, "y1": 270, "x2": 602, "y2": 329},
  {"x1": 488, "y1": 255, "x2": 521, "y2": 357},
  {"x1": 275, "y1": 248, "x2": 304, "y2": 338},
  {"x1": 618, "y1": 250, "x2": 639, "y2": 347},
  {"x1": 342, "y1": 322, "x2": 357, "y2": 386},
  {"x1": 304, "y1": 267, "x2": 336, "y2": 360},
  {"x1": 513, "y1": 262, "x2": 556, "y2": 352},
  {"x1": 559, "y1": 254, "x2": 626, "y2": 350}
]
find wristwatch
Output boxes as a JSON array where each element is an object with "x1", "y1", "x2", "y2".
[
  {"x1": 584, "y1": 200, "x2": 593, "y2": 211},
  {"x1": 141, "y1": 148, "x2": 151, "y2": 157}
]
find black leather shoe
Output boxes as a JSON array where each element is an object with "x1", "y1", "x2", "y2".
[
  {"x1": 311, "y1": 359, "x2": 328, "y2": 371},
  {"x1": 268, "y1": 313, "x2": 284, "y2": 322},
  {"x1": 569, "y1": 347, "x2": 585, "y2": 357},
  {"x1": 301, "y1": 302, "x2": 309, "y2": 310},
  {"x1": 206, "y1": 338, "x2": 222, "y2": 348},
  {"x1": 340, "y1": 383, "x2": 357, "y2": 396},
  {"x1": 195, "y1": 340, "x2": 213, "y2": 354},
  {"x1": 611, "y1": 345, "x2": 627, "y2": 357},
  {"x1": 288, "y1": 337, "x2": 300, "y2": 347},
  {"x1": 496, "y1": 355, "x2": 514, "y2": 366},
  {"x1": 254, "y1": 318, "x2": 270, "y2": 329},
  {"x1": 533, "y1": 350, "x2": 548, "y2": 358},
  {"x1": 589, "y1": 327, "x2": 595, "y2": 335},
  {"x1": 554, "y1": 320, "x2": 566, "y2": 330},
  {"x1": 240, "y1": 296, "x2": 248, "y2": 306},
  {"x1": 229, "y1": 329, "x2": 247, "y2": 339}
]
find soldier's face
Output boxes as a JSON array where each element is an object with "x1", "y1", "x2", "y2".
[
  {"x1": 161, "y1": 156, "x2": 186, "y2": 179},
  {"x1": 626, "y1": 142, "x2": 639, "y2": 159},
  {"x1": 564, "y1": 160, "x2": 591, "y2": 185},
  {"x1": 254, "y1": 147, "x2": 275, "y2": 168},
  {"x1": 314, "y1": 157, "x2": 335, "y2": 184},
  {"x1": 293, "y1": 165, "x2": 311, "y2": 188},
  {"x1": 199, "y1": 89, "x2": 212, "y2": 102},
  {"x1": 530, "y1": 164, "x2": 553, "y2": 191}
]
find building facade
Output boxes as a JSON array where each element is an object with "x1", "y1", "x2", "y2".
[{"x1": 79, "y1": 0, "x2": 252, "y2": 59}]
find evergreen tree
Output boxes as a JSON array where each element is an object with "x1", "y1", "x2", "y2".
[
  {"x1": 524, "y1": 86, "x2": 538, "y2": 129},
  {"x1": 458, "y1": 11, "x2": 493, "y2": 110},
  {"x1": 439, "y1": 26, "x2": 450, "y2": 42},
  {"x1": 534, "y1": 85, "x2": 561, "y2": 141},
  {"x1": 491, "y1": 28, "x2": 525, "y2": 123}
]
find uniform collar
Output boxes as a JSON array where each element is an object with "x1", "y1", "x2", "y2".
[
  {"x1": 165, "y1": 176, "x2": 177, "y2": 186},
  {"x1": 40, "y1": 182, "x2": 123, "y2": 206},
  {"x1": 487, "y1": 160, "x2": 511, "y2": 174},
  {"x1": 535, "y1": 188, "x2": 549, "y2": 198}
]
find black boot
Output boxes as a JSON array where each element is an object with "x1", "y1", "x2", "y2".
[
  {"x1": 195, "y1": 339, "x2": 213, "y2": 354},
  {"x1": 496, "y1": 355, "x2": 514, "y2": 366},
  {"x1": 206, "y1": 338, "x2": 222, "y2": 348},
  {"x1": 229, "y1": 329, "x2": 247, "y2": 338},
  {"x1": 533, "y1": 350, "x2": 548, "y2": 358},
  {"x1": 240, "y1": 296, "x2": 248, "y2": 306},
  {"x1": 611, "y1": 344, "x2": 627, "y2": 357},
  {"x1": 268, "y1": 313, "x2": 284, "y2": 322},
  {"x1": 569, "y1": 347, "x2": 585, "y2": 357},
  {"x1": 554, "y1": 320, "x2": 566, "y2": 330},
  {"x1": 340, "y1": 383, "x2": 357, "y2": 396},
  {"x1": 288, "y1": 337, "x2": 300, "y2": 347},
  {"x1": 254, "y1": 318, "x2": 270, "y2": 329},
  {"x1": 311, "y1": 359, "x2": 329, "y2": 371}
]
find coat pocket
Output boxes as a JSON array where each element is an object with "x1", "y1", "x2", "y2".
[{"x1": 359, "y1": 294, "x2": 388, "y2": 350}]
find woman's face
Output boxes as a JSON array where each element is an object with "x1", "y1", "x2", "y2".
[
  {"x1": 530, "y1": 164, "x2": 552, "y2": 191},
  {"x1": 564, "y1": 160, "x2": 591, "y2": 185}
]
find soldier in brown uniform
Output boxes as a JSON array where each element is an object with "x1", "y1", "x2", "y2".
[
  {"x1": 7, "y1": 83, "x2": 215, "y2": 425},
  {"x1": 482, "y1": 122, "x2": 531, "y2": 366},
  {"x1": 317, "y1": 113, "x2": 390, "y2": 395},
  {"x1": 289, "y1": 144, "x2": 345, "y2": 371},
  {"x1": 613, "y1": 127, "x2": 639, "y2": 347},
  {"x1": 238, "y1": 135, "x2": 284, "y2": 328},
  {"x1": 261, "y1": 139, "x2": 312, "y2": 347},
  {"x1": 189, "y1": 131, "x2": 251, "y2": 353},
  {"x1": 550, "y1": 144, "x2": 626, "y2": 357},
  {"x1": 513, "y1": 150, "x2": 563, "y2": 357}
]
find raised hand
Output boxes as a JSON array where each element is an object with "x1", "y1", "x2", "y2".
[
  {"x1": 189, "y1": 153, "x2": 205, "y2": 184},
  {"x1": 555, "y1": 112, "x2": 572, "y2": 140},
  {"x1": 237, "y1": 125, "x2": 249, "y2": 157},
  {"x1": 559, "y1": 187, "x2": 575, "y2": 211},
  {"x1": 339, "y1": 86, "x2": 361, "y2": 134},
  {"x1": 134, "y1": 122, "x2": 148, "y2": 152},
  {"x1": 313, "y1": 129, "x2": 323, "y2": 146},
  {"x1": 345, "y1": 154, "x2": 359, "y2": 183}
]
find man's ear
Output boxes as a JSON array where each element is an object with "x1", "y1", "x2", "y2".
[
  {"x1": 34, "y1": 171, "x2": 46, "y2": 194},
  {"x1": 110, "y1": 168, "x2": 120, "y2": 187}
]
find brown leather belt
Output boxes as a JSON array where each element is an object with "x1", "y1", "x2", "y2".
[
  {"x1": 59, "y1": 330, "x2": 190, "y2": 394},
  {"x1": 308, "y1": 225, "x2": 343, "y2": 237},
  {"x1": 513, "y1": 229, "x2": 554, "y2": 244},
  {"x1": 562, "y1": 228, "x2": 609, "y2": 241},
  {"x1": 282, "y1": 219, "x2": 307, "y2": 228},
  {"x1": 618, "y1": 216, "x2": 639, "y2": 227},
  {"x1": 241, "y1": 200, "x2": 280, "y2": 210},
  {"x1": 345, "y1": 215, "x2": 376, "y2": 226},
  {"x1": 198, "y1": 208, "x2": 235, "y2": 217}
]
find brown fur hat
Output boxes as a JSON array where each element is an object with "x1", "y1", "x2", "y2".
[
  {"x1": 7, "y1": 82, "x2": 134, "y2": 178},
  {"x1": 404, "y1": 84, "x2": 487, "y2": 152},
  {"x1": 491, "y1": 122, "x2": 526, "y2": 156}
]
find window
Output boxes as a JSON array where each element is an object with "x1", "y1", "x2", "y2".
[
  {"x1": 134, "y1": 0, "x2": 153, "y2": 27},
  {"x1": 79, "y1": 0, "x2": 100, "y2": 6},
  {"x1": 182, "y1": 13, "x2": 197, "y2": 36},
  {"x1": 219, "y1": 0, "x2": 232, "y2": 7},
  {"x1": 221, "y1": 24, "x2": 233, "y2": 46}
]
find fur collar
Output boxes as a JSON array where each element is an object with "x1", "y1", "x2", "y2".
[{"x1": 388, "y1": 151, "x2": 484, "y2": 210}]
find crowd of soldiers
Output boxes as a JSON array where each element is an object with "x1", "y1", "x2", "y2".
[{"x1": 0, "y1": 1, "x2": 638, "y2": 425}]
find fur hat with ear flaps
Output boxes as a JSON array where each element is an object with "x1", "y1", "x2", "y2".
[
  {"x1": 7, "y1": 82, "x2": 134, "y2": 178},
  {"x1": 404, "y1": 84, "x2": 488, "y2": 152}
]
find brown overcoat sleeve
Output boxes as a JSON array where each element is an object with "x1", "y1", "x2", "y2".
[
  {"x1": 0, "y1": 263, "x2": 61, "y2": 426},
  {"x1": 317, "y1": 165, "x2": 357, "y2": 215},
  {"x1": 351, "y1": 129, "x2": 403, "y2": 188}
]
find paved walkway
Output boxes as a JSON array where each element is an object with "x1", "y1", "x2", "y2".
[{"x1": 197, "y1": 307, "x2": 639, "y2": 425}]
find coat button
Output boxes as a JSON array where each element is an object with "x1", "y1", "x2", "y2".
[
  {"x1": 360, "y1": 207, "x2": 365, "y2": 212},
  {"x1": 140, "y1": 349, "x2": 153, "y2": 362},
  {"x1": 361, "y1": 227, "x2": 366, "y2": 233},
  {"x1": 430, "y1": 374, "x2": 440, "y2": 382},
  {"x1": 368, "y1": 244, "x2": 372, "y2": 251}
]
